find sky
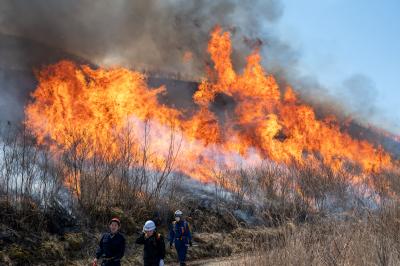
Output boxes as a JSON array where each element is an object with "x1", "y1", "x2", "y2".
[{"x1": 278, "y1": 0, "x2": 400, "y2": 134}]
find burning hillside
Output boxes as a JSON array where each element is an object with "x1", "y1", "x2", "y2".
[
  {"x1": 25, "y1": 27, "x2": 398, "y2": 185},
  {"x1": 2, "y1": 1, "x2": 400, "y2": 265}
]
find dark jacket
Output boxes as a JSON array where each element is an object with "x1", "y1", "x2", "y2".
[
  {"x1": 136, "y1": 232, "x2": 166, "y2": 266},
  {"x1": 168, "y1": 220, "x2": 192, "y2": 245},
  {"x1": 96, "y1": 232, "x2": 126, "y2": 265}
]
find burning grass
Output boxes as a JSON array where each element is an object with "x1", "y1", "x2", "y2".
[
  {"x1": 0, "y1": 124, "x2": 399, "y2": 265},
  {"x1": 24, "y1": 27, "x2": 398, "y2": 188},
  {"x1": 1, "y1": 25, "x2": 400, "y2": 265}
]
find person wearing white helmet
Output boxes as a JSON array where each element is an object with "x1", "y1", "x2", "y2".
[
  {"x1": 136, "y1": 220, "x2": 166, "y2": 266},
  {"x1": 168, "y1": 210, "x2": 192, "y2": 266}
]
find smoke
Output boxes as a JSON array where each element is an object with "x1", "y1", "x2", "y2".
[
  {"x1": 339, "y1": 74, "x2": 378, "y2": 120},
  {"x1": 0, "y1": 0, "x2": 396, "y2": 139},
  {"x1": 0, "y1": 0, "x2": 283, "y2": 74},
  {"x1": 0, "y1": 0, "x2": 287, "y2": 122}
]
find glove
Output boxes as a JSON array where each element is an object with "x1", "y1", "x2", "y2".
[
  {"x1": 189, "y1": 240, "x2": 193, "y2": 247},
  {"x1": 159, "y1": 259, "x2": 165, "y2": 266}
]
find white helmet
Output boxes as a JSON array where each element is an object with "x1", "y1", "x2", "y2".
[
  {"x1": 143, "y1": 220, "x2": 156, "y2": 231},
  {"x1": 174, "y1": 210, "x2": 183, "y2": 217}
]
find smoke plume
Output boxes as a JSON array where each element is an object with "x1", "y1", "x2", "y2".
[
  {"x1": 0, "y1": 0, "x2": 397, "y2": 140},
  {"x1": 0, "y1": 0, "x2": 288, "y2": 122},
  {"x1": 0, "y1": 0, "x2": 284, "y2": 74}
]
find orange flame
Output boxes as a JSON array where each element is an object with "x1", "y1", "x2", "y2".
[{"x1": 25, "y1": 26, "x2": 396, "y2": 186}]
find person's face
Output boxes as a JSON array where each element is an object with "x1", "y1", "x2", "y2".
[
  {"x1": 175, "y1": 216, "x2": 181, "y2": 222},
  {"x1": 109, "y1": 222, "x2": 120, "y2": 234},
  {"x1": 145, "y1": 230, "x2": 154, "y2": 237}
]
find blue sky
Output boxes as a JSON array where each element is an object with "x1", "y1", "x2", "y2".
[{"x1": 277, "y1": 0, "x2": 400, "y2": 134}]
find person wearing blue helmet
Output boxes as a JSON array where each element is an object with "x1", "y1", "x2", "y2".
[{"x1": 168, "y1": 210, "x2": 192, "y2": 266}]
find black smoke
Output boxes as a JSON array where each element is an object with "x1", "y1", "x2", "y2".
[
  {"x1": 0, "y1": 0, "x2": 284, "y2": 74},
  {"x1": 0, "y1": 0, "x2": 286, "y2": 122},
  {"x1": 0, "y1": 0, "x2": 397, "y2": 146}
]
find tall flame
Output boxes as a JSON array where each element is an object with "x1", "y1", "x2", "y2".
[{"x1": 25, "y1": 26, "x2": 396, "y2": 184}]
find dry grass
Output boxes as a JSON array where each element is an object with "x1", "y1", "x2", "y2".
[
  {"x1": 217, "y1": 204, "x2": 400, "y2": 266},
  {"x1": 1, "y1": 123, "x2": 400, "y2": 265}
]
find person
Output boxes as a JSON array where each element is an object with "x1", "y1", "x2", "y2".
[
  {"x1": 152, "y1": 211, "x2": 163, "y2": 227},
  {"x1": 93, "y1": 218, "x2": 126, "y2": 266},
  {"x1": 168, "y1": 210, "x2": 192, "y2": 266},
  {"x1": 136, "y1": 220, "x2": 166, "y2": 266}
]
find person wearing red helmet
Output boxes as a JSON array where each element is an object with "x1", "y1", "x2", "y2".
[{"x1": 93, "y1": 218, "x2": 126, "y2": 266}]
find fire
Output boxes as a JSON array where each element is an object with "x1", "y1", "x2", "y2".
[{"x1": 25, "y1": 26, "x2": 396, "y2": 185}]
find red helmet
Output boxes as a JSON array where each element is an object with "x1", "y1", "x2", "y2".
[{"x1": 110, "y1": 218, "x2": 121, "y2": 226}]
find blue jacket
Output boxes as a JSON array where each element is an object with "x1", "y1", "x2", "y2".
[
  {"x1": 96, "y1": 232, "x2": 125, "y2": 262},
  {"x1": 168, "y1": 220, "x2": 192, "y2": 245}
]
